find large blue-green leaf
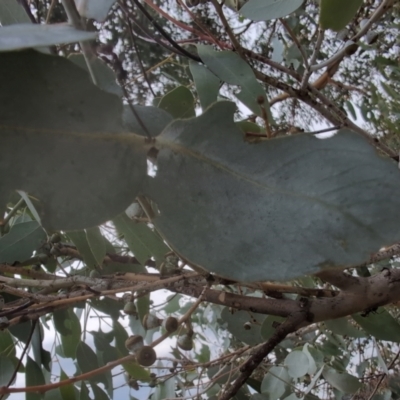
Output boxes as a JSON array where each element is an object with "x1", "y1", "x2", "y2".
[
  {"x1": 0, "y1": 220, "x2": 46, "y2": 264},
  {"x1": 319, "y1": 0, "x2": 363, "y2": 31},
  {"x1": 197, "y1": 45, "x2": 272, "y2": 120},
  {"x1": 240, "y1": 0, "x2": 303, "y2": 22},
  {"x1": 0, "y1": 24, "x2": 96, "y2": 51},
  {"x1": 145, "y1": 101, "x2": 400, "y2": 282},
  {"x1": 261, "y1": 366, "x2": 290, "y2": 398},
  {"x1": 122, "y1": 105, "x2": 173, "y2": 138},
  {"x1": 0, "y1": 50, "x2": 147, "y2": 231},
  {"x1": 0, "y1": 0, "x2": 31, "y2": 25}
]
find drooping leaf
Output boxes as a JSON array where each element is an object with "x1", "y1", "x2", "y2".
[
  {"x1": 189, "y1": 61, "x2": 220, "y2": 110},
  {"x1": 69, "y1": 54, "x2": 122, "y2": 97},
  {"x1": 0, "y1": 328, "x2": 16, "y2": 357},
  {"x1": 113, "y1": 213, "x2": 169, "y2": 265},
  {"x1": 145, "y1": 101, "x2": 400, "y2": 282},
  {"x1": 122, "y1": 105, "x2": 173, "y2": 138},
  {"x1": 9, "y1": 320, "x2": 32, "y2": 343},
  {"x1": 59, "y1": 369, "x2": 76, "y2": 400},
  {"x1": 0, "y1": 355, "x2": 15, "y2": 386},
  {"x1": 58, "y1": 309, "x2": 82, "y2": 358},
  {"x1": 153, "y1": 376, "x2": 176, "y2": 400},
  {"x1": 158, "y1": 86, "x2": 195, "y2": 119},
  {"x1": 0, "y1": 50, "x2": 147, "y2": 231},
  {"x1": 113, "y1": 320, "x2": 129, "y2": 357},
  {"x1": 197, "y1": 45, "x2": 272, "y2": 120},
  {"x1": 352, "y1": 308, "x2": 400, "y2": 342},
  {"x1": 322, "y1": 367, "x2": 361, "y2": 393},
  {"x1": 319, "y1": 0, "x2": 363, "y2": 31},
  {"x1": 0, "y1": 220, "x2": 46, "y2": 264},
  {"x1": 85, "y1": 227, "x2": 107, "y2": 267},
  {"x1": 240, "y1": 0, "x2": 303, "y2": 22},
  {"x1": 0, "y1": 0, "x2": 31, "y2": 25},
  {"x1": 261, "y1": 366, "x2": 290, "y2": 398},
  {"x1": 0, "y1": 24, "x2": 96, "y2": 51},
  {"x1": 75, "y1": 0, "x2": 117, "y2": 22},
  {"x1": 90, "y1": 383, "x2": 110, "y2": 400},
  {"x1": 76, "y1": 342, "x2": 100, "y2": 374},
  {"x1": 26, "y1": 356, "x2": 46, "y2": 400},
  {"x1": 90, "y1": 297, "x2": 121, "y2": 320}
]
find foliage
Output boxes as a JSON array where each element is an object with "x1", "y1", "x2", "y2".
[{"x1": 1, "y1": 0, "x2": 400, "y2": 399}]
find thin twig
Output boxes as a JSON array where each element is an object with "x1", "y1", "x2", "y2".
[{"x1": 301, "y1": 27, "x2": 324, "y2": 89}]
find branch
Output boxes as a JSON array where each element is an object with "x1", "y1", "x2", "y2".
[{"x1": 219, "y1": 311, "x2": 308, "y2": 400}]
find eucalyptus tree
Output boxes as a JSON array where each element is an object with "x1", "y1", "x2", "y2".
[{"x1": 1, "y1": 0, "x2": 400, "y2": 399}]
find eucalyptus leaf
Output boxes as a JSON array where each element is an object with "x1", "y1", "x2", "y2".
[
  {"x1": 69, "y1": 54, "x2": 122, "y2": 97},
  {"x1": 322, "y1": 367, "x2": 361, "y2": 393},
  {"x1": 285, "y1": 350, "x2": 309, "y2": 379},
  {"x1": 197, "y1": 45, "x2": 272, "y2": 120},
  {"x1": 146, "y1": 101, "x2": 400, "y2": 282},
  {"x1": 240, "y1": 0, "x2": 303, "y2": 22},
  {"x1": 352, "y1": 308, "x2": 400, "y2": 342},
  {"x1": 0, "y1": 355, "x2": 14, "y2": 386},
  {"x1": 0, "y1": 50, "x2": 147, "y2": 231},
  {"x1": 0, "y1": 0, "x2": 31, "y2": 25},
  {"x1": 189, "y1": 61, "x2": 220, "y2": 111},
  {"x1": 319, "y1": 0, "x2": 363, "y2": 31},
  {"x1": 85, "y1": 227, "x2": 107, "y2": 267},
  {"x1": 158, "y1": 86, "x2": 195, "y2": 119},
  {"x1": 261, "y1": 366, "x2": 290, "y2": 398},
  {"x1": 75, "y1": 0, "x2": 117, "y2": 22},
  {"x1": 0, "y1": 24, "x2": 96, "y2": 51},
  {"x1": 122, "y1": 104, "x2": 173, "y2": 138},
  {"x1": 0, "y1": 220, "x2": 46, "y2": 264},
  {"x1": 67, "y1": 231, "x2": 99, "y2": 269}
]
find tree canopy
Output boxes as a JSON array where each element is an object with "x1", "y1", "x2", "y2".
[{"x1": 1, "y1": 0, "x2": 400, "y2": 399}]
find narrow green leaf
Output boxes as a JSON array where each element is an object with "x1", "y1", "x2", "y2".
[
  {"x1": 0, "y1": 355, "x2": 15, "y2": 386},
  {"x1": 154, "y1": 377, "x2": 176, "y2": 399},
  {"x1": 26, "y1": 356, "x2": 45, "y2": 400},
  {"x1": 345, "y1": 101, "x2": 357, "y2": 120},
  {"x1": 90, "y1": 383, "x2": 110, "y2": 400},
  {"x1": 0, "y1": 50, "x2": 147, "y2": 231},
  {"x1": 197, "y1": 45, "x2": 272, "y2": 120},
  {"x1": 0, "y1": 220, "x2": 46, "y2": 264},
  {"x1": 158, "y1": 86, "x2": 195, "y2": 119},
  {"x1": 322, "y1": 367, "x2": 361, "y2": 393},
  {"x1": 90, "y1": 297, "x2": 121, "y2": 320},
  {"x1": 0, "y1": 330, "x2": 16, "y2": 357},
  {"x1": 67, "y1": 231, "x2": 99, "y2": 269},
  {"x1": 59, "y1": 309, "x2": 81, "y2": 358},
  {"x1": 113, "y1": 213, "x2": 169, "y2": 265},
  {"x1": 80, "y1": 382, "x2": 90, "y2": 400},
  {"x1": 113, "y1": 320, "x2": 129, "y2": 357},
  {"x1": 76, "y1": 342, "x2": 99, "y2": 374},
  {"x1": 9, "y1": 320, "x2": 32, "y2": 343},
  {"x1": 136, "y1": 293, "x2": 150, "y2": 323},
  {"x1": 189, "y1": 61, "x2": 220, "y2": 110},
  {"x1": 240, "y1": 0, "x2": 303, "y2": 22},
  {"x1": 319, "y1": 0, "x2": 363, "y2": 31},
  {"x1": 0, "y1": 24, "x2": 96, "y2": 51},
  {"x1": 352, "y1": 308, "x2": 400, "y2": 342},
  {"x1": 146, "y1": 101, "x2": 400, "y2": 282},
  {"x1": 17, "y1": 191, "x2": 42, "y2": 224},
  {"x1": 0, "y1": 0, "x2": 31, "y2": 25},
  {"x1": 60, "y1": 369, "x2": 76, "y2": 400},
  {"x1": 85, "y1": 227, "x2": 106, "y2": 267}
]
